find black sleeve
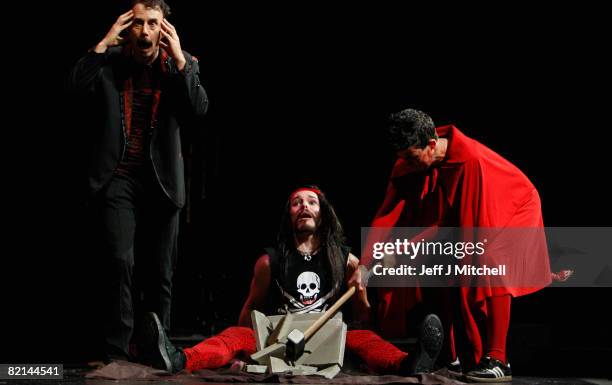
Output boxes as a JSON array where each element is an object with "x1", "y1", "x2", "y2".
[
  {"x1": 168, "y1": 52, "x2": 209, "y2": 123},
  {"x1": 67, "y1": 50, "x2": 106, "y2": 95}
]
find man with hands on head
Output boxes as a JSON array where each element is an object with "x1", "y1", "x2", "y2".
[{"x1": 69, "y1": 0, "x2": 208, "y2": 363}]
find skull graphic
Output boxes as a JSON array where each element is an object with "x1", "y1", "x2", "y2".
[{"x1": 296, "y1": 271, "x2": 320, "y2": 305}]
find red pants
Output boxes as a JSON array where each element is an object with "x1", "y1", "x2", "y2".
[
  {"x1": 183, "y1": 327, "x2": 409, "y2": 373},
  {"x1": 458, "y1": 291, "x2": 511, "y2": 366}
]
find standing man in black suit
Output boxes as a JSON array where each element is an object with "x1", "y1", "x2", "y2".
[{"x1": 68, "y1": 0, "x2": 208, "y2": 362}]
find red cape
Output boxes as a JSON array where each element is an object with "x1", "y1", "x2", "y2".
[{"x1": 366, "y1": 125, "x2": 552, "y2": 337}]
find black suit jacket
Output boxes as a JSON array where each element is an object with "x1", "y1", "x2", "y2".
[{"x1": 68, "y1": 46, "x2": 209, "y2": 207}]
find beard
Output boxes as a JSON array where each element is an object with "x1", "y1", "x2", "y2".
[
  {"x1": 294, "y1": 219, "x2": 317, "y2": 231},
  {"x1": 294, "y1": 217, "x2": 319, "y2": 234}
]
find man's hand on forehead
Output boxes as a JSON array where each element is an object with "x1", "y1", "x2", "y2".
[
  {"x1": 95, "y1": 9, "x2": 134, "y2": 53},
  {"x1": 159, "y1": 18, "x2": 187, "y2": 71}
]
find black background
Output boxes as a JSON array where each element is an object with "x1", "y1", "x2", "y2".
[{"x1": 5, "y1": 1, "x2": 611, "y2": 377}]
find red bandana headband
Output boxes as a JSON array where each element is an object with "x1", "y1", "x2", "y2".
[{"x1": 290, "y1": 187, "x2": 323, "y2": 198}]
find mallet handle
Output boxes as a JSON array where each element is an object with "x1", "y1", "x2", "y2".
[{"x1": 303, "y1": 286, "x2": 356, "y2": 341}]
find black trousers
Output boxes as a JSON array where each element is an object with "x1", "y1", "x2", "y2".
[{"x1": 94, "y1": 168, "x2": 180, "y2": 360}]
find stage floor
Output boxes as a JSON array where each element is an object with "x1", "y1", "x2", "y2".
[{"x1": 4, "y1": 363, "x2": 609, "y2": 385}]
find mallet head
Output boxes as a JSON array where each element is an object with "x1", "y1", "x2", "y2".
[{"x1": 285, "y1": 329, "x2": 305, "y2": 361}]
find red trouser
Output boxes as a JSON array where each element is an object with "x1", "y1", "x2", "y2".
[
  {"x1": 458, "y1": 291, "x2": 511, "y2": 366},
  {"x1": 183, "y1": 327, "x2": 408, "y2": 373}
]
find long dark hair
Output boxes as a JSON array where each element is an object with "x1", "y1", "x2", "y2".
[{"x1": 277, "y1": 185, "x2": 347, "y2": 293}]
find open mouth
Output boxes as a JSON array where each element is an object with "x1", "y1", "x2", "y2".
[
  {"x1": 137, "y1": 40, "x2": 153, "y2": 49},
  {"x1": 298, "y1": 213, "x2": 313, "y2": 220}
]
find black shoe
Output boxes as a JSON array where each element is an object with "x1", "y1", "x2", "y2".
[
  {"x1": 465, "y1": 356, "x2": 512, "y2": 383},
  {"x1": 400, "y1": 314, "x2": 444, "y2": 374},
  {"x1": 139, "y1": 312, "x2": 186, "y2": 373}
]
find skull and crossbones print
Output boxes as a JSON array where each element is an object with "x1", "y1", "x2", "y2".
[
  {"x1": 276, "y1": 270, "x2": 333, "y2": 314},
  {"x1": 296, "y1": 271, "x2": 320, "y2": 305}
]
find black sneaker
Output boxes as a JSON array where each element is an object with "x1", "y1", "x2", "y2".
[
  {"x1": 139, "y1": 312, "x2": 186, "y2": 373},
  {"x1": 400, "y1": 314, "x2": 444, "y2": 374},
  {"x1": 465, "y1": 356, "x2": 512, "y2": 383}
]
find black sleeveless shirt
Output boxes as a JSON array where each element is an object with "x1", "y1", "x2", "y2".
[{"x1": 264, "y1": 246, "x2": 349, "y2": 315}]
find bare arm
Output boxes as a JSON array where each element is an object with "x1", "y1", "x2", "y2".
[
  {"x1": 238, "y1": 254, "x2": 271, "y2": 327},
  {"x1": 346, "y1": 253, "x2": 371, "y2": 328}
]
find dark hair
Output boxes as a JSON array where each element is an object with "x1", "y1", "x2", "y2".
[
  {"x1": 132, "y1": 0, "x2": 171, "y2": 17},
  {"x1": 387, "y1": 108, "x2": 437, "y2": 150},
  {"x1": 277, "y1": 185, "x2": 347, "y2": 292}
]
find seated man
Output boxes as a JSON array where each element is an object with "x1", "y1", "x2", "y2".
[{"x1": 139, "y1": 186, "x2": 443, "y2": 375}]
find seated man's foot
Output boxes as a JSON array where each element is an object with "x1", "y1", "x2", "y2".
[
  {"x1": 400, "y1": 313, "x2": 444, "y2": 374},
  {"x1": 139, "y1": 312, "x2": 186, "y2": 373},
  {"x1": 465, "y1": 356, "x2": 512, "y2": 383}
]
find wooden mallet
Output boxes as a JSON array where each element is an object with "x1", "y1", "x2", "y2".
[
  {"x1": 284, "y1": 285, "x2": 356, "y2": 361},
  {"x1": 250, "y1": 286, "x2": 356, "y2": 364}
]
